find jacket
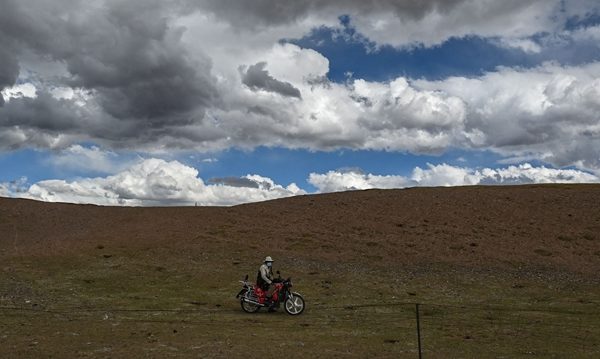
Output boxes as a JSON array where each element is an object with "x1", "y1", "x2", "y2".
[{"x1": 256, "y1": 263, "x2": 273, "y2": 289}]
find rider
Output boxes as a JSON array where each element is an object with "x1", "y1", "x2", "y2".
[{"x1": 257, "y1": 256, "x2": 275, "y2": 301}]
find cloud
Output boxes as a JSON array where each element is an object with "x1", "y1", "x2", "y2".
[
  {"x1": 242, "y1": 62, "x2": 302, "y2": 98},
  {"x1": 0, "y1": 0, "x2": 599, "y2": 177},
  {"x1": 414, "y1": 61, "x2": 600, "y2": 170},
  {"x1": 0, "y1": 0, "x2": 217, "y2": 149},
  {"x1": 351, "y1": 77, "x2": 466, "y2": 152},
  {"x1": 0, "y1": 177, "x2": 28, "y2": 197},
  {"x1": 204, "y1": 47, "x2": 468, "y2": 153},
  {"x1": 62, "y1": 1, "x2": 216, "y2": 121},
  {"x1": 46, "y1": 145, "x2": 135, "y2": 175},
  {"x1": 307, "y1": 169, "x2": 411, "y2": 192},
  {"x1": 308, "y1": 163, "x2": 600, "y2": 192},
  {"x1": 0, "y1": 90, "x2": 96, "y2": 149},
  {"x1": 1, "y1": 83, "x2": 37, "y2": 100},
  {"x1": 478, "y1": 163, "x2": 600, "y2": 184},
  {"x1": 209, "y1": 177, "x2": 260, "y2": 188},
  {"x1": 196, "y1": 0, "x2": 598, "y2": 47},
  {"x1": 6, "y1": 159, "x2": 598, "y2": 205},
  {"x1": 411, "y1": 164, "x2": 481, "y2": 187},
  {"x1": 18, "y1": 158, "x2": 305, "y2": 206},
  {"x1": 0, "y1": 29, "x2": 20, "y2": 107},
  {"x1": 497, "y1": 38, "x2": 542, "y2": 53}
]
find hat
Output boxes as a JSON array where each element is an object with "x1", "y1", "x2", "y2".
[{"x1": 264, "y1": 256, "x2": 274, "y2": 262}]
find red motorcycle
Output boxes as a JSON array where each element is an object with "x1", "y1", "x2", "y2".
[{"x1": 236, "y1": 271, "x2": 305, "y2": 315}]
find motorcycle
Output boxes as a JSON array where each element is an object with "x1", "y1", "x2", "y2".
[{"x1": 236, "y1": 271, "x2": 305, "y2": 315}]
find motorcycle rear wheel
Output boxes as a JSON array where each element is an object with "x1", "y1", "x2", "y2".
[
  {"x1": 284, "y1": 292, "x2": 305, "y2": 315},
  {"x1": 241, "y1": 299, "x2": 261, "y2": 313}
]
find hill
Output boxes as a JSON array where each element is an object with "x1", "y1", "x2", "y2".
[
  {"x1": 1, "y1": 185, "x2": 600, "y2": 358},
  {"x1": 2, "y1": 184, "x2": 600, "y2": 273}
]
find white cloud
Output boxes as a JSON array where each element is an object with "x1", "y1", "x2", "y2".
[
  {"x1": 0, "y1": 177, "x2": 28, "y2": 198},
  {"x1": 199, "y1": 41, "x2": 467, "y2": 153},
  {"x1": 479, "y1": 163, "x2": 600, "y2": 184},
  {"x1": 497, "y1": 38, "x2": 542, "y2": 53},
  {"x1": 308, "y1": 170, "x2": 411, "y2": 192},
  {"x1": 0, "y1": 183, "x2": 10, "y2": 197},
  {"x1": 178, "y1": 26, "x2": 600, "y2": 169},
  {"x1": 7, "y1": 160, "x2": 599, "y2": 205},
  {"x1": 1, "y1": 83, "x2": 37, "y2": 101},
  {"x1": 308, "y1": 163, "x2": 600, "y2": 192},
  {"x1": 414, "y1": 62, "x2": 600, "y2": 171},
  {"x1": 19, "y1": 158, "x2": 305, "y2": 206},
  {"x1": 152, "y1": 4, "x2": 600, "y2": 163},
  {"x1": 411, "y1": 163, "x2": 481, "y2": 187}
]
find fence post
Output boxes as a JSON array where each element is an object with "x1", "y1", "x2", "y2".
[{"x1": 416, "y1": 303, "x2": 423, "y2": 359}]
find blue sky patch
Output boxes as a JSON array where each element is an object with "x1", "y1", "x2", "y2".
[
  {"x1": 2, "y1": 2, "x2": 600, "y2": 205},
  {"x1": 288, "y1": 15, "x2": 600, "y2": 83},
  {"x1": 0, "y1": 144, "x2": 508, "y2": 193}
]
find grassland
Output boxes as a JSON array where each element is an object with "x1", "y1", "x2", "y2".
[{"x1": 1, "y1": 185, "x2": 600, "y2": 358}]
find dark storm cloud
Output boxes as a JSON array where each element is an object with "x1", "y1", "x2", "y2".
[
  {"x1": 241, "y1": 62, "x2": 302, "y2": 99},
  {"x1": 58, "y1": 0, "x2": 218, "y2": 121},
  {"x1": 0, "y1": 47, "x2": 19, "y2": 107},
  {"x1": 0, "y1": 0, "x2": 218, "y2": 148},
  {"x1": 0, "y1": 92, "x2": 84, "y2": 131},
  {"x1": 197, "y1": 0, "x2": 468, "y2": 28},
  {"x1": 0, "y1": 4, "x2": 21, "y2": 107},
  {"x1": 0, "y1": 90, "x2": 113, "y2": 150},
  {"x1": 209, "y1": 177, "x2": 260, "y2": 188}
]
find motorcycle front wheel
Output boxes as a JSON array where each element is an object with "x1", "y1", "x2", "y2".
[
  {"x1": 240, "y1": 299, "x2": 261, "y2": 313},
  {"x1": 284, "y1": 292, "x2": 305, "y2": 315}
]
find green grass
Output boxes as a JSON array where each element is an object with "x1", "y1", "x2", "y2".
[{"x1": 1, "y1": 247, "x2": 600, "y2": 358}]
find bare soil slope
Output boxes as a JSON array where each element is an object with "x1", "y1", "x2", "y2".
[{"x1": 2, "y1": 184, "x2": 599, "y2": 274}]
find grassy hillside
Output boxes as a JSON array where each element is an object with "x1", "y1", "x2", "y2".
[{"x1": 1, "y1": 185, "x2": 600, "y2": 358}]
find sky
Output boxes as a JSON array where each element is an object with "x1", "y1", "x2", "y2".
[{"x1": 1, "y1": 0, "x2": 600, "y2": 206}]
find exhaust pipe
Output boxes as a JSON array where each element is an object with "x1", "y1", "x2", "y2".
[{"x1": 242, "y1": 297, "x2": 263, "y2": 306}]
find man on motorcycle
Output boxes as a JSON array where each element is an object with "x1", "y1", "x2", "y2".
[{"x1": 257, "y1": 256, "x2": 276, "y2": 301}]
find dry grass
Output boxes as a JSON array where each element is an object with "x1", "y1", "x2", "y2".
[{"x1": 1, "y1": 184, "x2": 600, "y2": 357}]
